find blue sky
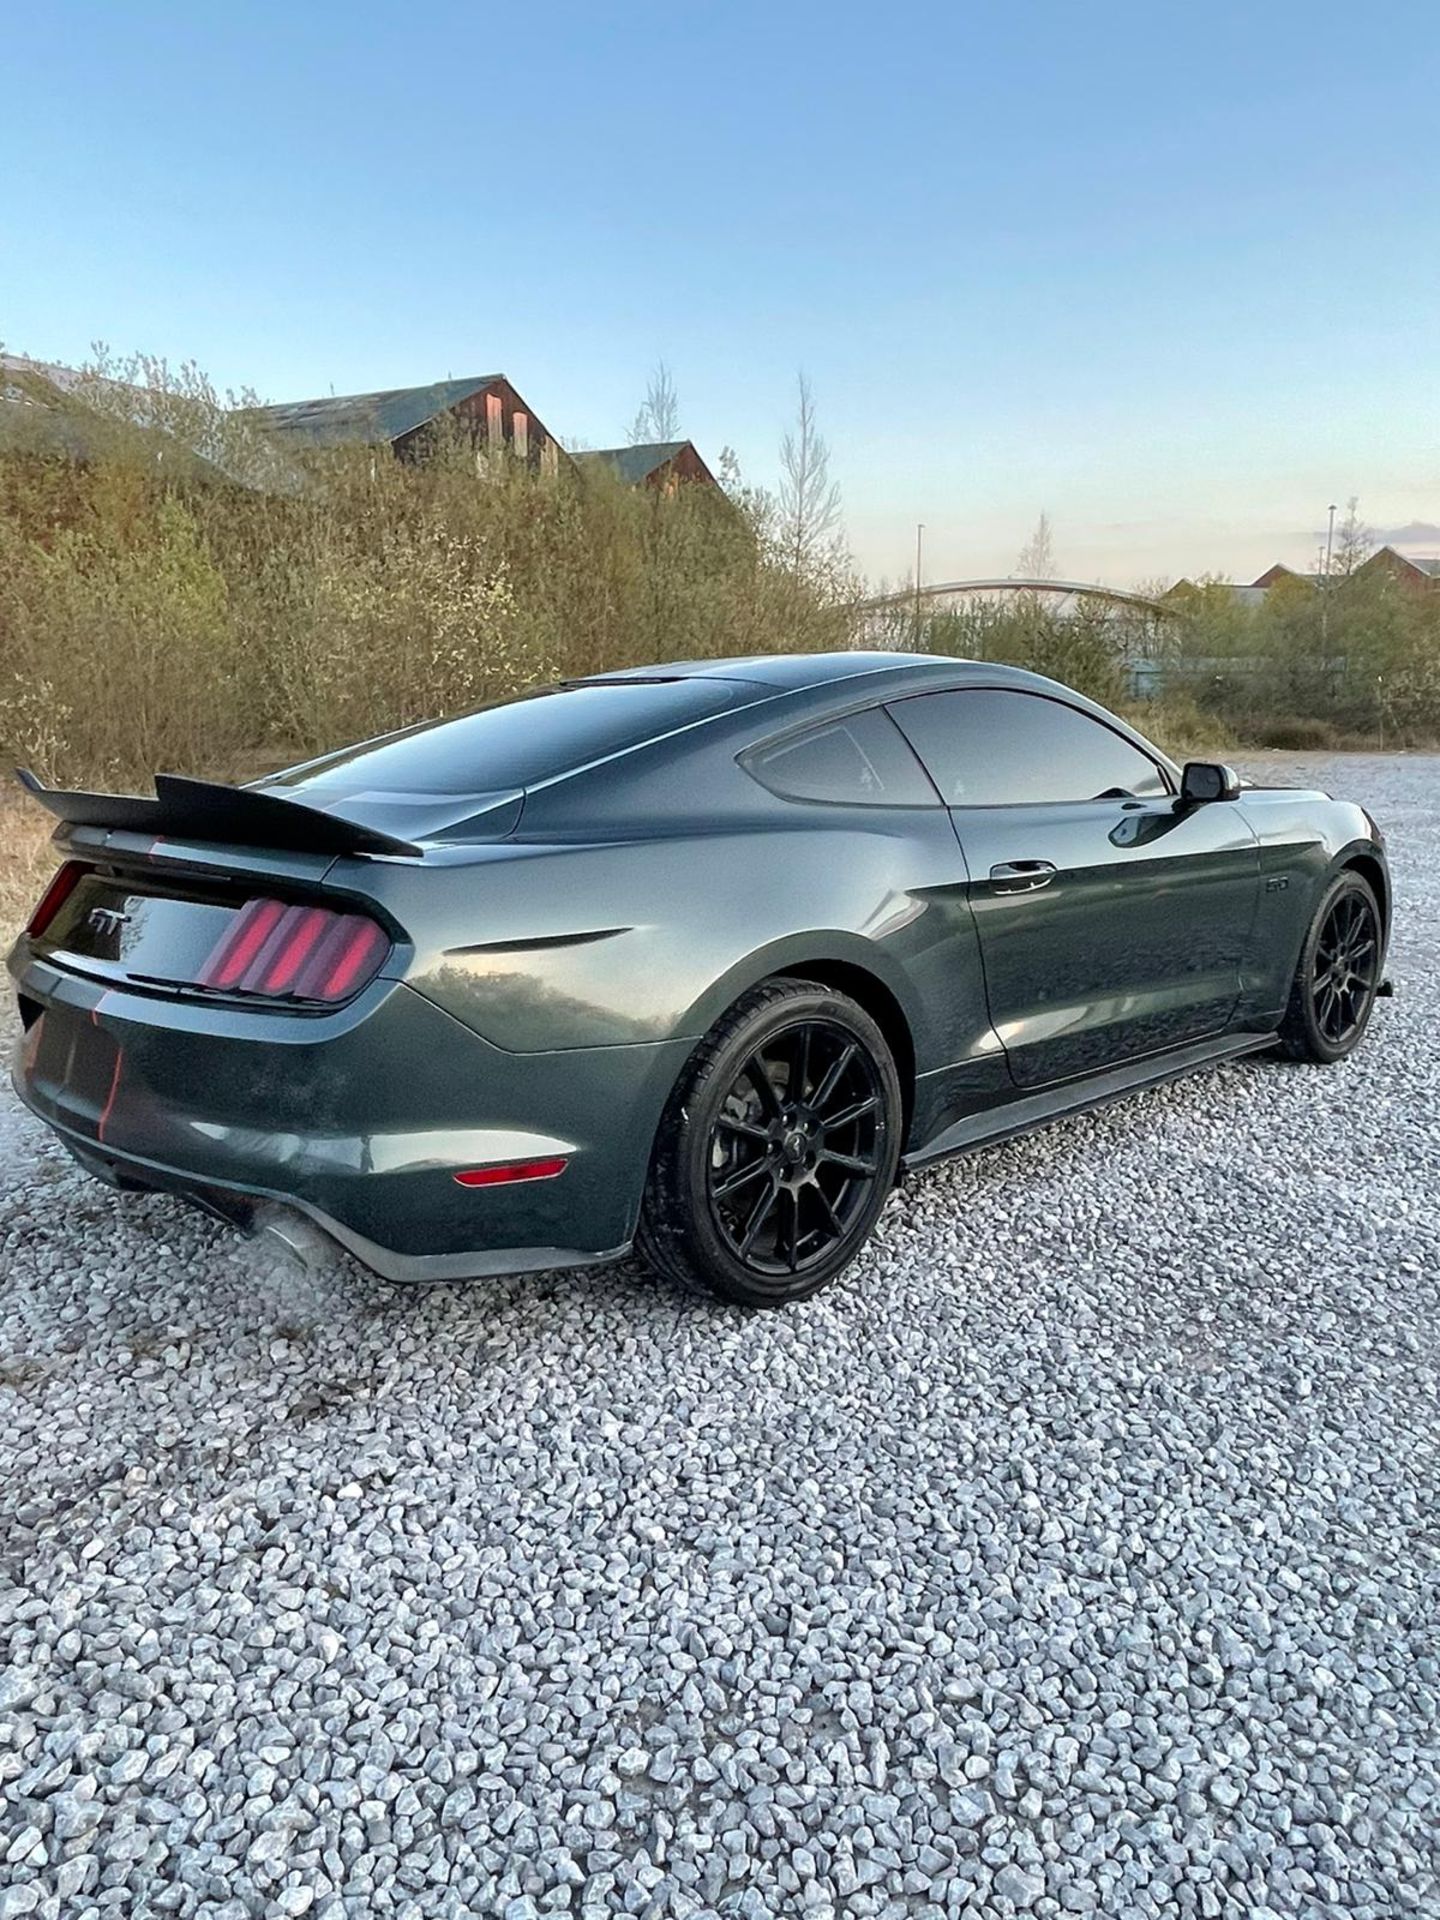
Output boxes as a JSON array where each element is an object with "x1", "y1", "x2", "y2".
[{"x1": 4, "y1": 0, "x2": 1437, "y2": 586}]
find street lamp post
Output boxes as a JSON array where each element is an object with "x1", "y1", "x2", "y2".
[
  {"x1": 1322, "y1": 502, "x2": 1337, "y2": 650},
  {"x1": 914, "y1": 523, "x2": 925, "y2": 649}
]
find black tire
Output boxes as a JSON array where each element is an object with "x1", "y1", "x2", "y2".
[
  {"x1": 1276, "y1": 869, "x2": 1383, "y2": 1064},
  {"x1": 637, "y1": 978, "x2": 904, "y2": 1307}
]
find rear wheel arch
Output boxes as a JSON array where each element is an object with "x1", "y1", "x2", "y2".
[
  {"x1": 652, "y1": 949, "x2": 922, "y2": 1198},
  {"x1": 768, "y1": 959, "x2": 916, "y2": 1147},
  {"x1": 682, "y1": 931, "x2": 920, "y2": 1048}
]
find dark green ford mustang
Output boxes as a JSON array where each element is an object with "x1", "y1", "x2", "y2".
[{"x1": 9, "y1": 652, "x2": 1390, "y2": 1306}]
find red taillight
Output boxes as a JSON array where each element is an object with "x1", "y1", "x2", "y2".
[
  {"x1": 26, "y1": 862, "x2": 86, "y2": 938},
  {"x1": 258, "y1": 904, "x2": 332, "y2": 995},
  {"x1": 315, "y1": 918, "x2": 387, "y2": 1001},
  {"x1": 197, "y1": 897, "x2": 390, "y2": 1004},
  {"x1": 206, "y1": 897, "x2": 286, "y2": 989},
  {"x1": 453, "y1": 1157, "x2": 568, "y2": 1188}
]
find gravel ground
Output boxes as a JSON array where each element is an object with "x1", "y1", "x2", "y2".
[{"x1": 2, "y1": 752, "x2": 1437, "y2": 1920}]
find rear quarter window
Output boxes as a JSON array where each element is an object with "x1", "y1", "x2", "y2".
[
  {"x1": 265, "y1": 679, "x2": 755, "y2": 797},
  {"x1": 742, "y1": 707, "x2": 938, "y2": 807}
]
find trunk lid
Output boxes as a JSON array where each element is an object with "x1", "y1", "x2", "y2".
[
  {"x1": 35, "y1": 867, "x2": 247, "y2": 992},
  {"x1": 25, "y1": 839, "x2": 401, "y2": 1007}
]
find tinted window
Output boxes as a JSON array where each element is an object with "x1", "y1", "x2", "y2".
[
  {"x1": 743, "y1": 707, "x2": 937, "y2": 807},
  {"x1": 888, "y1": 690, "x2": 1168, "y2": 806},
  {"x1": 263, "y1": 679, "x2": 754, "y2": 797}
]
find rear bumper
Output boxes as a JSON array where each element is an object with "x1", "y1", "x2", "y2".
[
  {"x1": 8, "y1": 948, "x2": 691, "y2": 1281},
  {"x1": 26, "y1": 1115, "x2": 633, "y2": 1282}
]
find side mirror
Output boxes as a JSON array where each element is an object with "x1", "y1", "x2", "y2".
[{"x1": 1180, "y1": 761, "x2": 1241, "y2": 804}]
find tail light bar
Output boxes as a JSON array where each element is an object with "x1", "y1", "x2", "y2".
[
  {"x1": 197, "y1": 898, "x2": 390, "y2": 1004},
  {"x1": 26, "y1": 862, "x2": 87, "y2": 938}
]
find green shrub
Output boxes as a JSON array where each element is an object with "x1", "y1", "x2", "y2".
[
  {"x1": 1118, "y1": 691, "x2": 1231, "y2": 762},
  {"x1": 1161, "y1": 570, "x2": 1440, "y2": 744},
  {"x1": 0, "y1": 365, "x2": 857, "y2": 786},
  {"x1": 918, "y1": 598, "x2": 1130, "y2": 710}
]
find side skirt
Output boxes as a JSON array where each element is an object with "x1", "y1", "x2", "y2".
[{"x1": 903, "y1": 1031, "x2": 1277, "y2": 1171}]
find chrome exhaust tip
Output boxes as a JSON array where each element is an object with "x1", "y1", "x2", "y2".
[{"x1": 249, "y1": 1203, "x2": 336, "y2": 1272}]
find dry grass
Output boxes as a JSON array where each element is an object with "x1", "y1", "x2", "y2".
[{"x1": 0, "y1": 797, "x2": 59, "y2": 950}]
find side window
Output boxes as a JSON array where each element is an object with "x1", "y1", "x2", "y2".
[
  {"x1": 888, "y1": 690, "x2": 1169, "y2": 806},
  {"x1": 742, "y1": 706, "x2": 938, "y2": 807}
]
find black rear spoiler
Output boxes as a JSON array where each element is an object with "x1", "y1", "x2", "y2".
[{"x1": 16, "y1": 768, "x2": 422, "y2": 859}]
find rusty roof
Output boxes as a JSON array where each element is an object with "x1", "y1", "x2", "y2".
[
  {"x1": 574, "y1": 442, "x2": 699, "y2": 485},
  {"x1": 241, "y1": 376, "x2": 505, "y2": 448}
]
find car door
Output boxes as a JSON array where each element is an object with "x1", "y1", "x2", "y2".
[{"x1": 887, "y1": 687, "x2": 1262, "y2": 1088}]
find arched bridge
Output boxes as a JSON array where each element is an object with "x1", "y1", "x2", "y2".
[{"x1": 862, "y1": 577, "x2": 1175, "y2": 618}]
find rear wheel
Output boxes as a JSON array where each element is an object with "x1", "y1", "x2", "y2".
[
  {"x1": 1277, "y1": 870, "x2": 1382, "y2": 1063},
  {"x1": 637, "y1": 979, "x2": 903, "y2": 1306}
]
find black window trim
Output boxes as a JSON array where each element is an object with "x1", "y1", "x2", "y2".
[
  {"x1": 737, "y1": 700, "x2": 945, "y2": 809},
  {"x1": 884, "y1": 686, "x2": 1176, "y2": 810}
]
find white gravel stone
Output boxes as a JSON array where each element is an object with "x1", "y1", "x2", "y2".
[{"x1": 1, "y1": 752, "x2": 1437, "y2": 1917}]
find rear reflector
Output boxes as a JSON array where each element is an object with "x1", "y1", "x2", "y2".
[
  {"x1": 197, "y1": 897, "x2": 389, "y2": 1003},
  {"x1": 454, "y1": 1157, "x2": 568, "y2": 1188},
  {"x1": 26, "y1": 862, "x2": 86, "y2": 938}
]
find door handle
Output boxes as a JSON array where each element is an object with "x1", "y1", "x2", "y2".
[{"x1": 989, "y1": 860, "x2": 1057, "y2": 892}]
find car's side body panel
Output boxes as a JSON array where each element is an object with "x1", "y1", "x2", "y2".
[
  {"x1": 346, "y1": 804, "x2": 1015, "y2": 1152},
  {"x1": 374, "y1": 816, "x2": 978, "y2": 1051}
]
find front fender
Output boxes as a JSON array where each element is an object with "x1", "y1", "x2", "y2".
[{"x1": 1234, "y1": 790, "x2": 1389, "y2": 1020}]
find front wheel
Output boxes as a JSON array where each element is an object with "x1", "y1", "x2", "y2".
[
  {"x1": 637, "y1": 979, "x2": 903, "y2": 1307},
  {"x1": 1276, "y1": 870, "x2": 1383, "y2": 1064}
]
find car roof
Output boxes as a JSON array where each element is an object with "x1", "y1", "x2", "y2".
[
  {"x1": 575, "y1": 651, "x2": 1179, "y2": 795},
  {"x1": 264, "y1": 652, "x2": 1175, "y2": 841},
  {"x1": 588, "y1": 650, "x2": 1041, "y2": 694}
]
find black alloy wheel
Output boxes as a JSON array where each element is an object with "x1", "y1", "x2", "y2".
[
  {"x1": 638, "y1": 979, "x2": 903, "y2": 1306},
  {"x1": 1278, "y1": 871, "x2": 1383, "y2": 1064},
  {"x1": 707, "y1": 1017, "x2": 884, "y2": 1277},
  {"x1": 1312, "y1": 887, "x2": 1380, "y2": 1047}
]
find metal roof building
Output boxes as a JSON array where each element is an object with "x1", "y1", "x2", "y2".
[
  {"x1": 239, "y1": 374, "x2": 565, "y2": 471},
  {"x1": 573, "y1": 440, "x2": 720, "y2": 490}
]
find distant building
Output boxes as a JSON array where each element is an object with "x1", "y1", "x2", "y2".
[
  {"x1": 1244, "y1": 547, "x2": 1440, "y2": 596},
  {"x1": 1357, "y1": 544, "x2": 1440, "y2": 594},
  {"x1": 1244, "y1": 549, "x2": 1436, "y2": 591},
  {"x1": 0, "y1": 353, "x2": 242, "y2": 483},
  {"x1": 573, "y1": 440, "x2": 721, "y2": 492},
  {"x1": 240, "y1": 374, "x2": 566, "y2": 474},
  {"x1": 8, "y1": 355, "x2": 737, "y2": 504},
  {"x1": 1250, "y1": 562, "x2": 1324, "y2": 590},
  {"x1": 1163, "y1": 579, "x2": 1268, "y2": 609}
]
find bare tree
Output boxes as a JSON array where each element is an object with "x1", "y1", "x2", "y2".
[
  {"x1": 1330, "y1": 495, "x2": 1374, "y2": 578},
  {"x1": 629, "y1": 361, "x2": 681, "y2": 445},
  {"x1": 1015, "y1": 511, "x2": 1058, "y2": 580},
  {"x1": 778, "y1": 374, "x2": 843, "y2": 575}
]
